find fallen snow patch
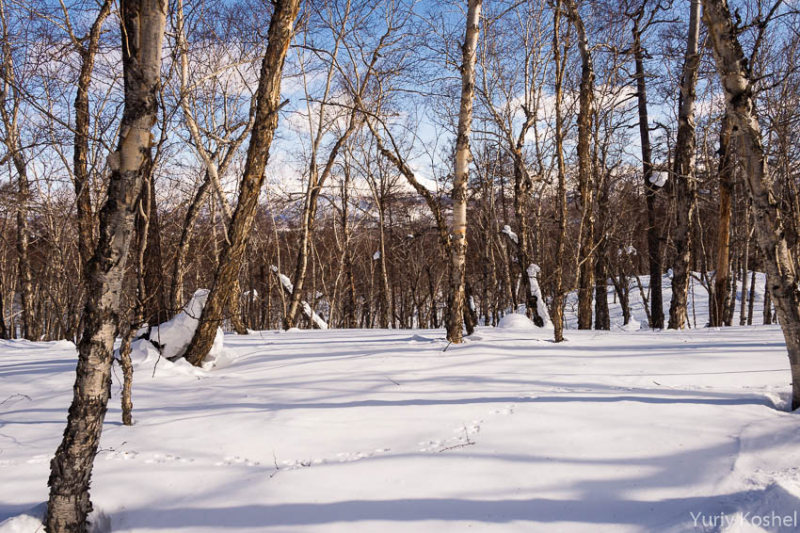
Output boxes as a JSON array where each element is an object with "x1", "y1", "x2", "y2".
[
  {"x1": 501, "y1": 225, "x2": 518, "y2": 244},
  {"x1": 649, "y1": 171, "x2": 668, "y2": 187},
  {"x1": 496, "y1": 313, "x2": 538, "y2": 333},
  {"x1": 132, "y1": 289, "x2": 227, "y2": 371}
]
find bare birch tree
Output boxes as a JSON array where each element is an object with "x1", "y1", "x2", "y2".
[
  {"x1": 703, "y1": 0, "x2": 800, "y2": 409},
  {"x1": 45, "y1": 0, "x2": 167, "y2": 529},
  {"x1": 668, "y1": 0, "x2": 702, "y2": 329},
  {"x1": 184, "y1": 0, "x2": 301, "y2": 365}
]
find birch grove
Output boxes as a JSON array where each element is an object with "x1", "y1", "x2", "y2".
[{"x1": 0, "y1": 4, "x2": 800, "y2": 523}]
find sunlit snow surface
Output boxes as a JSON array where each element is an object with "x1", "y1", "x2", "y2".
[{"x1": 2, "y1": 275, "x2": 799, "y2": 533}]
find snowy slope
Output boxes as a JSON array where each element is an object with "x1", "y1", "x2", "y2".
[{"x1": 2, "y1": 319, "x2": 799, "y2": 532}]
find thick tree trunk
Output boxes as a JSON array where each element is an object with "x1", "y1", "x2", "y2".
[
  {"x1": 566, "y1": 0, "x2": 595, "y2": 331},
  {"x1": 633, "y1": 19, "x2": 664, "y2": 329},
  {"x1": 710, "y1": 115, "x2": 734, "y2": 327},
  {"x1": 704, "y1": 0, "x2": 800, "y2": 410},
  {"x1": 45, "y1": 0, "x2": 166, "y2": 530},
  {"x1": 184, "y1": 0, "x2": 300, "y2": 365},
  {"x1": 445, "y1": 0, "x2": 481, "y2": 343},
  {"x1": 668, "y1": 0, "x2": 701, "y2": 330}
]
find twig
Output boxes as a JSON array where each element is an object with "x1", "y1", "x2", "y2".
[
  {"x1": 269, "y1": 451, "x2": 280, "y2": 479},
  {"x1": 0, "y1": 394, "x2": 31, "y2": 408},
  {"x1": 439, "y1": 425, "x2": 475, "y2": 452}
]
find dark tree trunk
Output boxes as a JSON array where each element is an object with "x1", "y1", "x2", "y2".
[
  {"x1": 633, "y1": 17, "x2": 664, "y2": 329},
  {"x1": 710, "y1": 115, "x2": 734, "y2": 327},
  {"x1": 566, "y1": 0, "x2": 595, "y2": 330},
  {"x1": 668, "y1": 0, "x2": 701, "y2": 329},
  {"x1": 184, "y1": 0, "x2": 301, "y2": 365}
]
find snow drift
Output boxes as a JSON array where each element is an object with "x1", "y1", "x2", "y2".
[
  {"x1": 131, "y1": 289, "x2": 229, "y2": 371},
  {"x1": 496, "y1": 313, "x2": 539, "y2": 333}
]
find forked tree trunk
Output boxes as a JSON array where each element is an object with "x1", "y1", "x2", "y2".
[
  {"x1": 565, "y1": 0, "x2": 595, "y2": 331},
  {"x1": 703, "y1": 0, "x2": 800, "y2": 410},
  {"x1": 668, "y1": 0, "x2": 701, "y2": 329},
  {"x1": 710, "y1": 114, "x2": 734, "y2": 327},
  {"x1": 184, "y1": 0, "x2": 301, "y2": 365},
  {"x1": 446, "y1": 0, "x2": 481, "y2": 343},
  {"x1": 46, "y1": 0, "x2": 166, "y2": 530}
]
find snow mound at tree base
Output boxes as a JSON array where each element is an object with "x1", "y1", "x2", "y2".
[
  {"x1": 495, "y1": 313, "x2": 538, "y2": 333},
  {"x1": 131, "y1": 289, "x2": 229, "y2": 371},
  {"x1": 0, "y1": 503, "x2": 110, "y2": 533}
]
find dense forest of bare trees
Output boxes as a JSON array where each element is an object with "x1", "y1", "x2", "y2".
[{"x1": 0, "y1": 0, "x2": 800, "y2": 527}]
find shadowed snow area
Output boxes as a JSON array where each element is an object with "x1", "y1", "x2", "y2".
[{"x1": 1, "y1": 321, "x2": 799, "y2": 532}]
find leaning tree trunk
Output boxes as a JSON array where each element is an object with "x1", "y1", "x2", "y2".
[
  {"x1": 668, "y1": 0, "x2": 701, "y2": 330},
  {"x1": 704, "y1": 0, "x2": 800, "y2": 410},
  {"x1": 184, "y1": 0, "x2": 301, "y2": 365},
  {"x1": 46, "y1": 0, "x2": 166, "y2": 530},
  {"x1": 445, "y1": 0, "x2": 481, "y2": 343},
  {"x1": 566, "y1": 0, "x2": 595, "y2": 330},
  {"x1": 710, "y1": 114, "x2": 734, "y2": 327},
  {"x1": 633, "y1": 18, "x2": 664, "y2": 329}
]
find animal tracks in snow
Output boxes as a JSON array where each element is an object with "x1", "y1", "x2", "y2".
[
  {"x1": 418, "y1": 402, "x2": 517, "y2": 453},
  {"x1": 490, "y1": 404, "x2": 515, "y2": 416},
  {"x1": 103, "y1": 450, "x2": 139, "y2": 461},
  {"x1": 145, "y1": 453, "x2": 194, "y2": 464},
  {"x1": 278, "y1": 447, "x2": 392, "y2": 471},
  {"x1": 215, "y1": 455, "x2": 259, "y2": 467},
  {"x1": 419, "y1": 420, "x2": 482, "y2": 453}
]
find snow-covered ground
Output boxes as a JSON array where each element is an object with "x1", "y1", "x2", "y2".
[{"x1": 2, "y1": 273, "x2": 799, "y2": 532}]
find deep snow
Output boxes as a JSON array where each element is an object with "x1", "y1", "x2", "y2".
[{"x1": 1, "y1": 273, "x2": 799, "y2": 532}]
